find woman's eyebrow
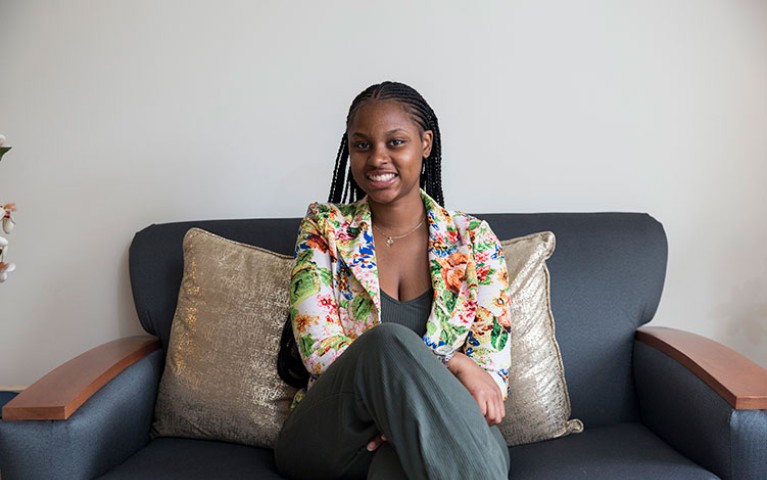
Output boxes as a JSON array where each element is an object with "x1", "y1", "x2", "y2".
[
  {"x1": 385, "y1": 128, "x2": 410, "y2": 136},
  {"x1": 349, "y1": 129, "x2": 409, "y2": 138}
]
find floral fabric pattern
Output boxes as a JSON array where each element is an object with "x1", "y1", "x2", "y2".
[{"x1": 290, "y1": 190, "x2": 512, "y2": 400}]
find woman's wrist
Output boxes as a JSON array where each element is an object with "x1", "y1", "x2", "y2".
[{"x1": 446, "y1": 351, "x2": 472, "y2": 376}]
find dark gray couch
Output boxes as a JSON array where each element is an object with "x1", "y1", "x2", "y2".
[{"x1": 2, "y1": 213, "x2": 766, "y2": 479}]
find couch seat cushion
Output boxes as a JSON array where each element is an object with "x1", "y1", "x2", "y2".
[
  {"x1": 101, "y1": 423, "x2": 716, "y2": 480},
  {"x1": 509, "y1": 422, "x2": 719, "y2": 479},
  {"x1": 98, "y1": 438, "x2": 284, "y2": 480}
]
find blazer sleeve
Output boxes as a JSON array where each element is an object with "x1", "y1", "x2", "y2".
[
  {"x1": 290, "y1": 203, "x2": 353, "y2": 378},
  {"x1": 465, "y1": 220, "x2": 512, "y2": 398}
]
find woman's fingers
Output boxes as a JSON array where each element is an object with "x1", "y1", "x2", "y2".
[
  {"x1": 485, "y1": 398, "x2": 501, "y2": 427},
  {"x1": 495, "y1": 393, "x2": 506, "y2": 424},
  {"x1": 479, "y1": 397, "x2": 488, "y2": 418},
  {"x1": 485, "y1": 397, "x2": 494, "y2": 424},
  {"x1": 366, "y1": 433, "x2": 387, "y2": 451},
  {"x1": 451, "y1": 353, "x2": 507, "y2": 426},
  {"x1": 483, "y1": 391, "x2": 505, "y2": 426}
]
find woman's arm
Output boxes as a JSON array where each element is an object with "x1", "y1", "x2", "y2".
[
  {"x1": 290, "y1": 204, "x2": 353, "y2": 378},
  {"x1": 464, "y1": 220, "x2": 512, "y2": 398},
  {"x1": 447, "y1": 351, "x2": 506, "y2": 425},
  {"x1": 444, "y1": 219, "x2": 511, "y2": 425}
]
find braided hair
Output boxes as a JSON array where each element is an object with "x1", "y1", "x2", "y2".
[{"x1": 328, "y1": 81, "x2": 444, "y2": 206}]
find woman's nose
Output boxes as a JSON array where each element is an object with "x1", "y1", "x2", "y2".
[{"x1": 368, "y1": 143, "x2": 389, "y2": 165}]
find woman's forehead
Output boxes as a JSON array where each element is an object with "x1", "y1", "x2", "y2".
[{"x1": 348, "y1": 100, "x2": 422, "y2": 133}]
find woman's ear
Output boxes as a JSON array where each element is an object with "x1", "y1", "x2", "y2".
[{"x1": 421, "y1": 130, "x2": 434, "y2": 158}]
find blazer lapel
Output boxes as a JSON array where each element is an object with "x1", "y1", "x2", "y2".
[{"x1": 334, "y1": 198, "x2": 381, "y2": 317}]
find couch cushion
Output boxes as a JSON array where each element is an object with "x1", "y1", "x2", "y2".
[
  {"x1": 102, "y1": 424, "x2": 715, "y2": 480},
  {"x1": 98, "y1": 438, "x2": 284, "y2": 480},
  {"x1": 499, "y1": 232, "x2": 582, "y2": 446},
  {"x1": 508, "y1": 423, "x2": 718, "y2": 480},
  {"x1": 152, "y1": 229, "x2": 296, "y2": 448}
]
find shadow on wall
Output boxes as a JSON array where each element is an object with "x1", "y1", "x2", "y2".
[
  {"x1": 715, "y1": 258, "x2": 767, "y2": 369},
  {"x1": 117, "y1": 244, "x2": 147, "y2": 339}
]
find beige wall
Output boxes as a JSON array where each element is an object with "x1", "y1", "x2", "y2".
[{"x1": 0, "y1": 0, "x2": 765, "y2": 386}]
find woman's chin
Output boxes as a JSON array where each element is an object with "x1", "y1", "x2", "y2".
[
  {"x1": 365, "y1": 186, "x2": 421, "y2": 207},
  {"x1": 365, "y1": 191, "x2": 399, "y2": 206}
]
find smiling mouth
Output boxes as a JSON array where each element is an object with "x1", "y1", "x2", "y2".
[{"x1": 367, "y1": 172, "x2": 397, "y2": 182}]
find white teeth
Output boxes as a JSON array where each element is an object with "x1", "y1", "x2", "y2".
[{"x1": 368, "y1": 173, "x2": 396, "y2": 182}]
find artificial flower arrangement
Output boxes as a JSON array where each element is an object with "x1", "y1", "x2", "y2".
[{"x1": 0, "y1": 134, "x2": 16, "y2": 283}]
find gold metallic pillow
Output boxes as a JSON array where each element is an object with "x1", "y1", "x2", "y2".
[
  {"x1": 499, "y1": 232, "x2": 583, "y2": 446},
  {"x1": 152, "y1": 228, "x2": 296, "y2": 448}
]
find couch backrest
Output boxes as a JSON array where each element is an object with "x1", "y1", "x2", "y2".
[{"x1": 129, "y1": 212, "x2": 667, "y2": 428}]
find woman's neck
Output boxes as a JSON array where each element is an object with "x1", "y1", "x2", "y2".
[{"x1": 369, "y1": 193, "x2": 426, "y2": 232}]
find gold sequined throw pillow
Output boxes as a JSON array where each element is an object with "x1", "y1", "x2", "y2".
[
  {"x1": 152, "y1": 228, "x2": 296, "y2": 448},
  {"x1": 499, "y1": 232, "x2": 584, "y2": 446}
]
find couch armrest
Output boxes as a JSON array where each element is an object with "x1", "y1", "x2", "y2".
[
  {"x1": 2, "y1": 335, "x2": 161, "y2": 421},
  {"x1": 635, "y1": 327, "x2": 767, "y2": 480},
  {"x1": 0, "y1": 340, "x2": 165, "y2": 480},
  {"x1": 636, "y1": 326, "x2": 767, "y2": 410}
]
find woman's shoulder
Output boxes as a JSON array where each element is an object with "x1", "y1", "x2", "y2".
[
  {"x1": 434, "y1": 206, "x2": 487, "y2": 234},
  {"x1": 421, "y1": 190, "x2": 486, "y2": 234},
  {"x1": 434, "y1": 207, "x2": 502, "y2": 251},
  {"x1": 301, "y1": 201, "x2": 359, "y2": 228}
]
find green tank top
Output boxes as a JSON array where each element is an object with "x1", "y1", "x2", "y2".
[{"x1": 379, "y1": 288, "x2": 433, "y2": 337}]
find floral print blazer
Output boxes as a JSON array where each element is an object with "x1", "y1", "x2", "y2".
[{"x1": 290, "y1": 190, "x2": 512, "y2": 398}]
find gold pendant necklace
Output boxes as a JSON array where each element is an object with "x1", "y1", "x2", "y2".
[{"x1": 373, "y1": 219, "x2": 425, "y2": 247}]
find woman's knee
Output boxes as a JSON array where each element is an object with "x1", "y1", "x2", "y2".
[
  {"x1": 357, "y1": 323, "x2": 421, "y2": 351},
  {"x1": 350, "y1": 323, "x2": 427, "y2": 368}
]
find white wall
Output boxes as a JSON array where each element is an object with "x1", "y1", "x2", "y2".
[{"x1": 0, "y1": 0, "x2": 765, "y2": 387}]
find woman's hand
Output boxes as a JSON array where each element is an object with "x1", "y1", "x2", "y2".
[
  {"x1": 366, "y1": 433, "x2": 387, "y2": 452},
  {"x1": 447, "y1": 352, "x2": 506, "y2": 426}
]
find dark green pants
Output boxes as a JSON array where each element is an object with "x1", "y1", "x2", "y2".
[{"x1": 274, "y1": 323, "x2": 510, "y2": 479}]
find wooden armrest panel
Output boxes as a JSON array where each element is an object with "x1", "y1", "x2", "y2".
[
  {"x1": 636, "y1": 326, "x2": 767, "y2": 410},
  {"x1": 2, "y1": 336, "x2": 161, "y2": 421}
]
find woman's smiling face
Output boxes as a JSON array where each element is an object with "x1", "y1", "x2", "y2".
[{"x1": 347, "y1": 100, "x2": 433, "y2": 207}]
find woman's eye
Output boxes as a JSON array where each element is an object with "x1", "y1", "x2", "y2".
[
  {"x1": 389, "y1": 139, "x2": 405, "y2": 146},
  {"x1": 353, "y1": 142, "x2": 369, "y2": 150}
]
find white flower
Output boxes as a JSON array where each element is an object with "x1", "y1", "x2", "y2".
[
  {"x1": 0, "y1": 134, "x2": 6, "y2": 147},
  {"x1": 0, "y1": 236, "x2": 7, "y2": 262},
  {"x1": 1, "y1": 203, "x2": 15, "y2": 234},
  {"x1": 2, "y1": 217, "x2": 13, "y2": 234},
  {"x1": 0, "y1": 261, "x2": 15, "y2": 282},
  {"x1": 0, "y1": 235, "x2": 13, "y2": 282}
]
